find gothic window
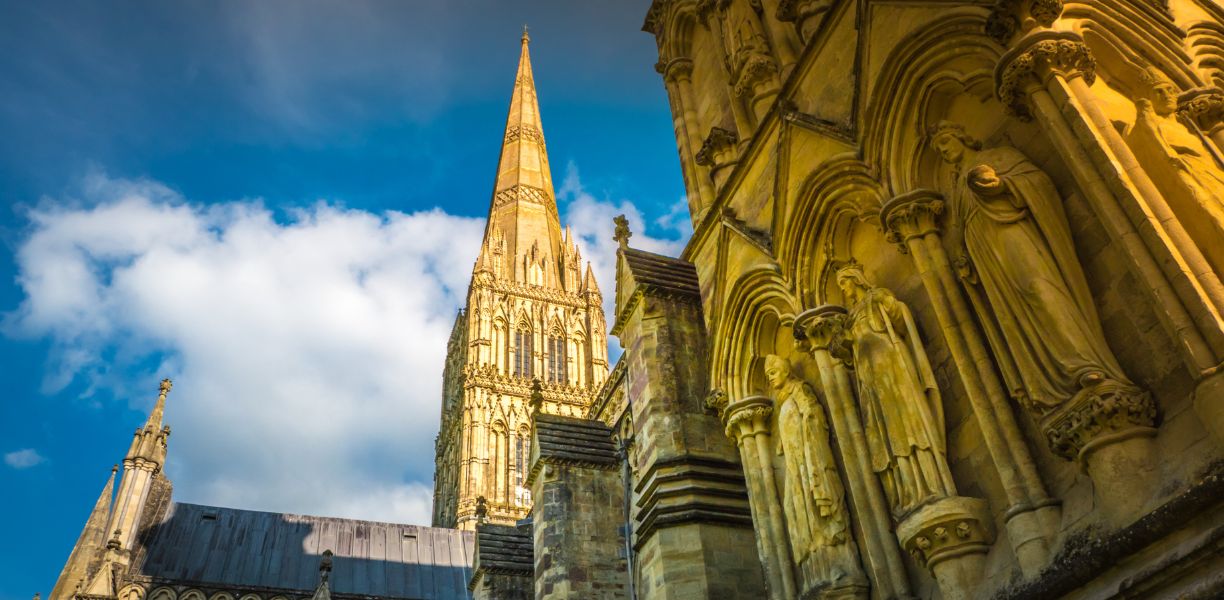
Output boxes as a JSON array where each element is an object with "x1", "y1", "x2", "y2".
[
  {"x1": 513, "y1": 324, "x2": 533, "y2": 378},
  {"x1": 547, "y1": 331, "x2": 567, "y2": 383},
  {"x1": 515, "y1": 434, "x2": 525, "y2": 488}
]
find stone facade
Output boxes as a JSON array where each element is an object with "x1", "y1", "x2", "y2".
[
  {"x1": 618, "y1": 0, "x2": 1224, "y2": 597},
  {"x1": 432, "y1": 30, "x2": 610, "y2": 531}
]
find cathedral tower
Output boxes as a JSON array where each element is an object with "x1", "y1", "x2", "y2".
[{"x1": 432, "y1": 31, "x2": 609, "y2": 530}]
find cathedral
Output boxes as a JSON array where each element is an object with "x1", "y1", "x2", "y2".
[{"x1": 51, "y1": 0, "x2": 1224, "y2": 599}]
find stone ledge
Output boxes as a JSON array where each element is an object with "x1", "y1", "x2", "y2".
[{"x1": 994, "y1": 461, "x2": 1224, "y2": 599}]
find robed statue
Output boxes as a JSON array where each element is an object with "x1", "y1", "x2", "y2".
[
  {"x1": 1126, "y1": 67, "x2": 1224, "y2": 275},
  {"x1": 764, "y1": 354, "x2": 862, "y2": 585},
  {"x1": 930, "y1": 121, "x2": 1139, "y2": 414},
  {"x1": 836, "y1": 263, "x2": 957, "y2": 517}
]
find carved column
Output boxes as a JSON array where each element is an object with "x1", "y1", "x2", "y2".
[
  {"x1": 719, "y1": 0, "x2": 782, "y2": 124},
  {"x1": 880, "y1": 189, "x2": 1058, "y2": 574},
  {"x1": 716, "y1": 395, "x2": 798, "y2": 600},
  {"x1": 661, "y1": 58, "x2": 717, "y2": 221},
  {"x1": 995, "y1": 31, "x2": 1224, "y2": 373},
  {"x1": 797, "y1": 306, "x2": 911, "y2": 600}
]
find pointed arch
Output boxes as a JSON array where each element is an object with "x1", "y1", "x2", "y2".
[
  {"x1": 710, "y1": 265, "x2": 801, "y2": 399},
  {"x1": 862, "y1": 10, "x2": 1004, "y2": 196},
  {"x1": 778, "y1": 153, "x2": 885, "y2": 306}
]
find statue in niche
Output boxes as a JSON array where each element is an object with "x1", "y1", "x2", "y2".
[
  {"x1": 836, "y1": 262, "x2": 957, "y2": 517},
  {"x1": 764, "y1": 354, "x2": 862, "y2": 585},
  {"x1": 931, "y1": 121, "x2": 1141, "y2": 414},
  {"x1": 1126, "y1": 66, "x2": 1224, "y2": 274}
]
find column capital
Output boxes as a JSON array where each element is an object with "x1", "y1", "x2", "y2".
[
  {"x1": 795, "y1": 304, "x2": 848, "y2": 351},
  {"x1": 896, "y1": 496, "x2": 993, "y2": 571},
  {"x1": 722, "y1": 395, "x2": 774, "y2": 439},
  {"x1": 1042, "y1": 380, "x2": 1157, "y2": 461},
  {"x1": 1178, "y1": 87, "x2": 1224, "y2": 133},
  {"x1": 985, "y1": 0, "x2": 1065, "y2": 46},
  {"x1": 996, "y1": 31, "x2": 1096, "y2": 119},
  {"x1": 880, "y1": 189, "x2": 946, "y2": 250},
  {"x1": 661, "y1": 57, "x2": 695, "y2": 84}
]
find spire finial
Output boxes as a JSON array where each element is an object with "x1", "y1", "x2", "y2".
[
  {"x1": 613, "y1": 214, "x2": 632, "y2": 249},
  {"x1": 521, "y1": 24, "x2": 529, "y2": 44}
]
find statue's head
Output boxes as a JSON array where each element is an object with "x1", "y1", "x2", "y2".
[
  {"x1": 834, "y1": 260, "x2": 871, "y2": 302},
  {"x1": 763, "y1": 354, "x2": 791, "y2": 390},
  {"x1": 1139, "y1": 67, "x2": 1178, "y2": 117},
  {"x1": 928, "y1": 121, "x2": 981, "y2": 164}
]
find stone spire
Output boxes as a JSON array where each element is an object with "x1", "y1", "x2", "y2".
[
  {"x1": 483, "y1": 30, "x2": 565, "y2": 286},
  {"x1": 48, "y1": 467, "x2": 117, "y2": 600}
]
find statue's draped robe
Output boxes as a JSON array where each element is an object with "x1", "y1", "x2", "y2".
[
  {"x1": 846, "y1": 288, "x2": 956, "y2": 515},
  {"x1": 1127, "y1": 107, "x2": 1224, "y2": 275},
  {"x1": 776, "y1": 380, "x2": 854, "y2": 581},
  {"x1": 953, "y1": 146, "x2": 1129, "y2": 410}
]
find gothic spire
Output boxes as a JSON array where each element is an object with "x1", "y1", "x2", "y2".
[
  {"x1": 48, "y1": 468, "x2": 116, "y2": 600},
  {"x1": 483, "y1": 30, "x2": 565, "y2": 285}
]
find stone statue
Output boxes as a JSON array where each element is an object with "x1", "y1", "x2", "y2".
[
  {"x1": 836, "y1": 262, "x2": 957, "y2": 516},
  {"x1": 931, "y1": 121, "x2": 1140, "y2": 416},
  {"x1": 1126, "y1": 67, "x2": 1224, "y2": 274},
  {"x1": 764, "y1": 354, "x2": 861, "y2": 585}
]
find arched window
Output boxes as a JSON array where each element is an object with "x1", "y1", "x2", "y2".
[
  {"x1": 515, "y1": 434, "x2": 525, "y2": 488},
  {"x1": 547, "y1": 330, "x2": 567, "y2": 383},
  {"x1": 513, "y1": 323, "x2": 533, "y2": 378}
]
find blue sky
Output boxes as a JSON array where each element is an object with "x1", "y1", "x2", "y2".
[{"x1": 0, "y1": 2, "x2": 689, "y2": 595}]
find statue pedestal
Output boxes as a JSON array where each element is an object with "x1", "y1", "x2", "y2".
[
  {"x1": 1043, "y1": 380, "x2": 1158, "y2": 526},
  {"x1": 896, "y1": 496, "x2": 993, "y2": 600}
]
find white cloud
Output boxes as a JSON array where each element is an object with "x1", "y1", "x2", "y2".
[
  {"x1": 8, "y1": 174, "x2": 483, "y2": 524},
  {"x1": 557, "y1": 162, "x2": 691, "y2": 340},
  {"x1": 8, "y1": 167, "x2": 689, "y2": 525},
  {"x1": 4, "y1": 448, "x2": 46, "y2": 469}
]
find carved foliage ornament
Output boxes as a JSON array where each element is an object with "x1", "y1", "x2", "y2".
[
  {"x1": 985, "y1": 0, "x2": 1064, "y2": 44},
  {"x1": 996, "y1": 33, "x2": 1096, "y2": 119},
  {"x1": 1178, "y1": 88, "x2": 1224, "y2": 132},
  {"x1": 880, "y1": 190, "x2": 946, "y2": 250},
  {"x1": 1042, "y1": 380, "x2": 1157, "y2": 460},
  {"x1": 695, "y1": 127, "x2": 739, "y2": 167}
]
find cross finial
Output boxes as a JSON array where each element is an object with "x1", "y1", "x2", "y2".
[
  {"x1": 521, "y1": 24, "x2": 530, "y2": 44},
  {"x1": 613, "y1": 214, "x2": 632, "y2": 249},
  {"x1": 159, "y1": 378, "x2": 172, "y2": 396}
]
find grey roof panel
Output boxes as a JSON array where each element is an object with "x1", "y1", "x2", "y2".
[{"x1": 135, "y1": 502, "x2": 473, "y2": 599}]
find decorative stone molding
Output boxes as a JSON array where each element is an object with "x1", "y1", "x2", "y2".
[
  {"x1": 896, "y1": 496, "x2": 993, "y2": 570},
  {"x1": 661, "y1": 57, "x2": 694, "y2": 84},
  {"x1": 722, "y1": 395, "x2": 774, "y2": 439},
  {"x1": 880, "y1": 189, "x2": 945, "y2": 249},
  {"x1": 996, "y1": 32, "x2": 1097, "y2": 119},
  {"x1": 732, "y1": 53, "x2": 780, "y2": 100},
  {"x1": 695, "y1": 127, "x2": 740, "y2": 189},
  {"x1": 1042, "y1": 379, "x2": 1158, "y2": 461},
  {"x1": 985, "y1": 0, "x2": 1064, "y2": 45},
  {"x1": 795, "y1": 304, "x2": 847, "y2": 355},
  {"x1": 503, "y1": 124, "x2": 545, "y2": 145},
  {"x1": 704, "y1": 387, "x2": 729, "y2": 418},
  {"x1": 1178, "y1": 87, "x2": 1224, "y2": 133}
]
